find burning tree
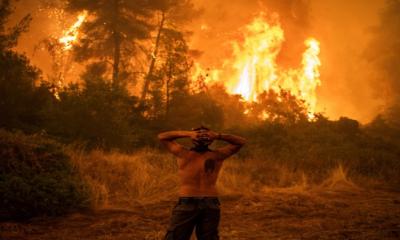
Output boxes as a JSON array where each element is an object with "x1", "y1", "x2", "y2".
[
  {"x1": 59, "y1": 11, "x2": 87, "y2": 51},
  {"x1": 62, "y1": 0, "x2": 198, "y2": 101},
  {"x1": 33, "y1": 7, "x2": 87, "y2": 99},
  {"x1": 64, "y1": 0, "x2": 160, "y2": 88}
]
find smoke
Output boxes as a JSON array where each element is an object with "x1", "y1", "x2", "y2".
[
  {"x1": 310, "y1": 0, "x2": 386, "y2": 123},
  {"x1": 364, "y1": 0, "x2": 400, "y2": 125}
]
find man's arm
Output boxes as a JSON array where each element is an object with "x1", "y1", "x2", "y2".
[
  {"x1": 211, "y1": 132, "x2": 247, "y2": 160},
  {"x1": 158, "y1": 131, "x2": 194, "y2": 157}
]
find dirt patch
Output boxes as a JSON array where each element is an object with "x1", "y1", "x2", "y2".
[{"x1": 1, "y1": 188, "x2": 400, "y2": 240}]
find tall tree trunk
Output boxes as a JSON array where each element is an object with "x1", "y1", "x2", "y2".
[
  {"x1": 166, "y1": 58, "x2": 172, "y2": 118},
  {"x1": 140, "y1": 11, "x2": 165, "y2": 102},
  {"x1": 112, "y1": 32, "x2": 121, "y2": 88},
  {"x1": 112, "y1": 0, "x2": 120, "y2": 88}
]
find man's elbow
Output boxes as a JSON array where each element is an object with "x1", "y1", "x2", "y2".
[
  {"x1": 232, "y1": 139, "x2": 246, "y2": 149},
  {"x1": 157, "y1": 133, "x2": 167, "y2": 142},
  {"x1": 238, "y1": 137, "x2": 247, "y2": 146}
]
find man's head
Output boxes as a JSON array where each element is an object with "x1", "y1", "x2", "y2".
[{"x1": 192, "y1": 126, "x2": 213, "y2": 150}]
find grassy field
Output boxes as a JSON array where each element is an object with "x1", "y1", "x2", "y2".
[{"x1": 68, "y1": 148, "x2": 393, "y2": 208}]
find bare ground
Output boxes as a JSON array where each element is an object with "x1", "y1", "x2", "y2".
[{"x1": 1, "y1": 186, "x2": 400, "y2": 240}]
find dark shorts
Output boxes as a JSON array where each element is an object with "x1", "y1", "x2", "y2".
[{"x1": 164, "y1": 197, "x2": 220, "y2": 240}]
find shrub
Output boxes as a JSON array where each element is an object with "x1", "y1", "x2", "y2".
[
  {"x1": 233, "y1": 117, "x2": 400, "y2": 186},
  {"x1": 0, "y1": 130, "x2": 90, "y2": 220}
]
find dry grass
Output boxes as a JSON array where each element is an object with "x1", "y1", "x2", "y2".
[
  {"x1": 68, "y1": 148, "x2": 366, "y2": 209},
  {"x1": 69, "y1": 148, "x2": 180, "y2": 207}
]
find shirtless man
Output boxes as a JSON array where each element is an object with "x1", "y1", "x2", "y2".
[{"x1": 158, "y1": 126, "x2": 246, "y2": 240}]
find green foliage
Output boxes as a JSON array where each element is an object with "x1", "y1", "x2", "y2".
[
  {"x1": 0, "y1": 49, "x2": 54, "y2": 131},
  {"x1": 247, "y1": 89, "x2": 309, "y2": 123},
  {"x1": 207, "y1": 85, "x2": 247, "y2": 127},
  {"x1": 146, "y1": 27, "x2": 194, "y2": 120},
  {"x1": 0, "y1": 130, "x2": 90, "y2": 220},
  {"x1": 140, "y1": 0, "x2": 198, "y2": 102},
  {"x1": 44, "y1": 63, "x2": 142, "y2": 150},
  {"x1": 167, "y1": 91, "x2": 224, "y2": 130},
  {"x1": 0, "y1": 0, "x2": 52, "y2": 131},
  {"x1": 234, "y1": 116, "x2": 400, "y2": 185},
  {"x1": 0, "y1": 0, "x2": 32, "y2": 50},
  {"x1": 365, "y1": 114, "x2": 400, "y2": 148}
]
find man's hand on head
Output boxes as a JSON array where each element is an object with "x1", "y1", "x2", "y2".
[
  {"x1": 192, "y1": 129, "x2": 214, "y2": 142},
  {"x1": 188, "y1": 131, "x2": 198, "y2": 140},
  {"x1": 205, "y1": 130, "x2": 219, "y2": 141}
]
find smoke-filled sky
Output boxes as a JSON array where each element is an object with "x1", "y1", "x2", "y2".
[{"x1": 12, "y1": 0, "x2": 386, "y2": 122}]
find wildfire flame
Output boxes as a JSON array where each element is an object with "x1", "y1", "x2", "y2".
[
  {"x1": 299, "y1": 38, "x2": 321, "y2": 118},
  {"x1": 229, "y1": 14, "x2": 284, "y2": 102},
  {"x1": 194, "y1": 13, "x2": 322, "y2": 118},
  {"x1": 59, "y1": 11, "x2": 87, "y2": 50}
]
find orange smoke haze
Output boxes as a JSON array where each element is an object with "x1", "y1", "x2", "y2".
[{"x1": 12, "y1": 0, "x2": 385, "y2": 122}]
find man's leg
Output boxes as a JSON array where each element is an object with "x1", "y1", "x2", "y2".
[
  {"x1": 164, "y1": 202, "x2": 198, "y2": 240},
  {"x1": 195, "y1": 200, "x2": 220, "y2": 240}
]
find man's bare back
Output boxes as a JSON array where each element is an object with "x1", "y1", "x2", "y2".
[
  {"x1": 177, "y1": 150, "x2": 223, "y2": 196},
  {"x1": 158, "y1": 127, "x2": 246, "y2": 197}
]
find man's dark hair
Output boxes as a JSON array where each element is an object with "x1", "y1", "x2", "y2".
[{"x1": 192, "y1": 126, "x2": 210, "y2": 131}]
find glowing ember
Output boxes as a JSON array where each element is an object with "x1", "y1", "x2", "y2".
[
  {"x1": 194, "y1": 13, "x2": 322, "y2": 118},
  {"x1": 59, "y1": 11, "x2": 87, "y2": 50},
  {"x1": 192, "y1": 63, "x2": 221, "y2": 85},
  {"x1": 53, "y1": 80, "x2": 63, "y2": 101}
]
